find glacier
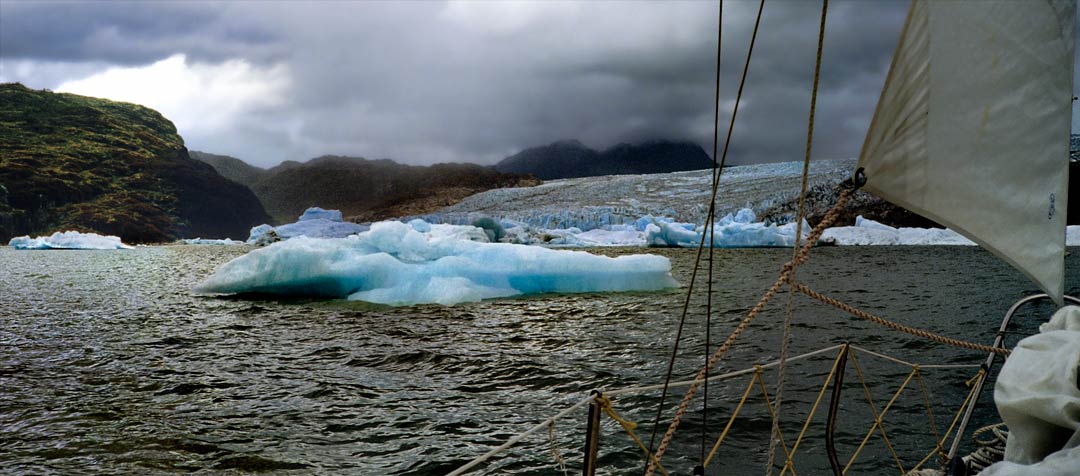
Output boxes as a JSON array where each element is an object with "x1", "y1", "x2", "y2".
[
  {"x1": 9, "y1": 231, "x2": 132, "y2": 250},
  {"x1": 419, "y1": 159, "x2": 856, "y2": 231},
  {"x1": 196, "y1": 220, "x2": 679, "y2": 306},
  {"x1": 247, "y1": 207, "x2": 369, "y2": 245}
]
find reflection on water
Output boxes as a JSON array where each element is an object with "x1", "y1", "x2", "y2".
[{"x1": 1, "y1": 245, "x2": 1076, "y2": 475}]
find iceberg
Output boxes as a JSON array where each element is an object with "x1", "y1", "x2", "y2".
[
  {"x1": 819, "y1": 216, "x2": 977, "y2": 246},
  {"x1": 196, "y1": 220, "x2": 679, "y2": 306},
  {"x1": 247, "y1": 207, "x2": 369, "y2": 244},
  {"x1": 8, "y1": 231, "x2": 132, "y2": 250},
  {"x1": 182, "y1": 238, "x2": 243, "y2": 245},
  {"x1": 644, "y1": 209, "x2": 809, "y2": 248}
]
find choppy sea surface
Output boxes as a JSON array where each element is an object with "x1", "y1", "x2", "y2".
[{"x1": 1, "y1": 245, "x2": 1077, "y2": 475}]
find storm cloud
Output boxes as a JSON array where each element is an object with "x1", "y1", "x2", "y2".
[{"x1": 3, "y1": 0, "x2": 1070, "y2": 168}]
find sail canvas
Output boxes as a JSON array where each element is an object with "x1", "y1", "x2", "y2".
[{"x1": 858, "y1": 0, "x2": 1076, "y2": 304}]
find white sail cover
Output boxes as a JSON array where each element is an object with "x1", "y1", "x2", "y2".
[{"x1": 858, "y1": 0, "x2": 1075, "y2": 304}]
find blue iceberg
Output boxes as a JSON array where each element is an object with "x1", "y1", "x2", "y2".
[
  {"x1": 8, "y1": 231, "x2": 133, "y2": 250},
  {"x1": 197, "y1": 220, "x2": 679, "y2": 306},
  {"x1": 247, "y1": 207, "x2": 370, "y2": 244},
  {"x1": 644, "y1": 209, "x2": 808, "y2": 248}
]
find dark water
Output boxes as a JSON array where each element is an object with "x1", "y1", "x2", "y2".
[{"x1": 1, "y1": 245, "x2": 1077, "y2": 475}]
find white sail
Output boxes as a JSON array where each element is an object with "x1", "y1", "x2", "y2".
[{"x1": 858, "y1": 0, "x2": 1075, "y2": 304}]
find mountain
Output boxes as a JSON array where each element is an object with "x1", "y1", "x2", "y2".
[
  {"x1": 194, "y1": 153, "x2": 539, "y2": 224},
  {"x1": 188, "y1": 151, "x2": 268, "y2": 188},
  {"x1": 0, "y1": 83, "x2": 271, "y2": 243},
  {"x1": 493, "y1": 139, "x2": 713, "y2": 179}
]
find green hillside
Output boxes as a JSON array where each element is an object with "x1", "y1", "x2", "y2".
[{"x1": 0, "y1": 83, "x2": 270, "y2": 242}]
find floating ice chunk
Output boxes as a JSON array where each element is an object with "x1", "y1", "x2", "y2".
[
  {"x1": 644, "y1": 209, "x2": 807, "y2": 248},
  {"x1": 196, "y1": 220, "x2": 678, "y2": 306},
  {"x1": 820, "y1": 215, "x2": 976, "y2": 246},
  {"x1": 645, "y1": 221, "x2": 701, "y2": 247},
  {"x1": 1067, "y1": 226, "x2": 1079, "y2": 246},
  {"x1": 298, "y1": 207, "x2": 343, "y2": 222},
  {"x1": 247, "y1": 207, "x2": 369, "y2": 244},
  {"x1": 9, "y1": 231, "x2": 132, "y2": 250},
  {"x1": 183, "y1": 238, "x2": 243, "y2": 245}
]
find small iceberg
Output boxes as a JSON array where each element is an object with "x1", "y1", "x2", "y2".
[
  {"x1": 8, "y1": 231, "x2": 132, "y2": 250},
  {"x1": 182, "y1": 238, "x2": 243, "y2": 245},
  {"x1": 644, "y1": 209, "x2": 808, "y2": 248},
  {"x1": 819, "y1": 216, "x2": 977, "y2": 246},
  {"x1": 196, "y1": 220, "x2": 679, "y2": 306},
  {"x1": 247, "y1": 207, "x2": 370, "y2": 245}
]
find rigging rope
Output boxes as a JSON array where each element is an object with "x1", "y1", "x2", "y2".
[
  {"x1": 644, "y1": 0, "x2": 762, "y2": 472},
  {"x1": 645, "y1": 185, "x2": 854, "y2": 476},
  {"x1": 791, "y1": 282, "x2": 1010, "y2": 356},
  {"x1": 703, "y1": 0, "x2": 724, "y2": 464},
  {"x1": 770, "y1": 1, "x2": 829, "y2": 473}
]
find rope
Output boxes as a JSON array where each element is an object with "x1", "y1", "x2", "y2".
[
  {"x1": 962, "y1": 423, "x2": 1008, "y2": 472},
  {"x1": 703, "y1": 0, "x2": 724, "y2": 459},
  {"x1": 596, "y1": 394, "x2": 671, "y2": 476},
  {"x1": 771, "y1": 1, "x2": 829, "y2": 473},
  {"x1": 790, "y1": 282, "x2": 1010, "y2": 356},
  {"x1": 645, "y1": 187, "x2": 854, "y2": 476},
  {"x1": 844, "y1": 351, "x2": 907, "y2": 474},
  {"x1": 449, "y1": 343, "x2": 988, "y2": 475},
  {"x1": 703, "y1": 368, "x2": 761, "y2": 467},
  {"x1": 644, "y1": 0, "x2": 763, "y2": 470},
  {"x1": 547, "y1": 421, "x2": 570, "y2": 476},
  {"x1": 908, "y1": 369, "x2": 986, "y2": 473}
]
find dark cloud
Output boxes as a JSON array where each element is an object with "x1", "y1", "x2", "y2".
[
  {"x1": 0, "y1": 1, "x2": 284, "y2": 65},
  {"x1": 7, "y1": 0, "x2": 1059, "y2": 169}
]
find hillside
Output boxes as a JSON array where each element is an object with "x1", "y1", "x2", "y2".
[
  {"x1": 189, "y1": 151, "x2": 269, "y2": 187},
  {"x1": 194, "y1": 154, "x2": 540, "y2": 224},
  {"x1": 0, "y1": 83, "x2": 271, "y2": 242},
  {"x1": 493, "y1": 139, "x2": 713, "y2": 180}
]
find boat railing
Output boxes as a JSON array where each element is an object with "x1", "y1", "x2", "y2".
[
  {"x1": 448, "y1": 343, "x2": 987, "y2": 475},
  {"x1": 945, "y1": 293, "x2": 1080, "y2": 468}
]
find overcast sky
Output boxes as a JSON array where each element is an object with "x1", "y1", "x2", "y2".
[{"x1": 1, "y1": 0, "x2": 1077, "y2": 168}]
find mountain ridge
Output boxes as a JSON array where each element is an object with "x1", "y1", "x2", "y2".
[
  {"x1": 493, "y1": 139, "x2": 713, "y2": 180},
  {"x1": 192, "y1": 152, "x2": 540, "y2": 224}
]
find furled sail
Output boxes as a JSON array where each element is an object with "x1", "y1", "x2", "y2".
[{"x1": 858, "y1": 0, "x2": 1075, "y2": 304}]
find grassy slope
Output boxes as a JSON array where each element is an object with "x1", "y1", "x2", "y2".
[{"x1": 0, "y1": 83, "x2": 270, "y2": 242}]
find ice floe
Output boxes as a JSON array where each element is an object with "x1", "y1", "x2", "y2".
[
  {"x1": 8, "y1": 231, "x2": 132, "y2": 250},
  {"x1": 247, "y1": 207, "x2": 369, "y2": 245},
  {"x1": 182, "y1": 238, "x2": 243, "y2": 245},
  {"x1": 196, "y1": 220, "x2": 678, "y2": 306},
  {"x1": 820, "y1": 216, "x2": 976, "y2": 246}
]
